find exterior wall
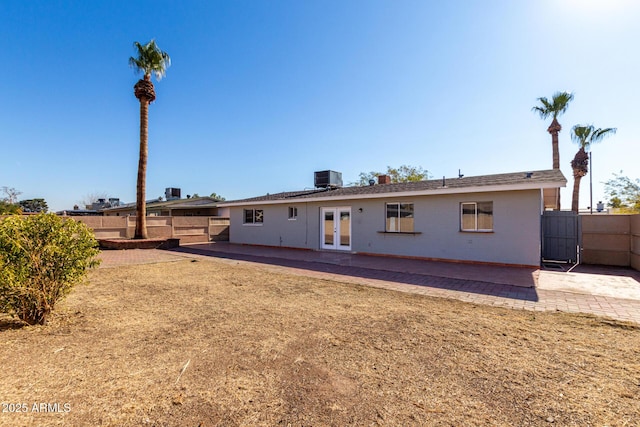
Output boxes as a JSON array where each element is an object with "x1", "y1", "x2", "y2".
[
  {"x1": 229, "y1": 189, "x2": 543, "y2": 266},
  {"x1": 230, "y1": 204, "x2": 315, "y2": 249},
  {"x1": 103, "y1": 209, "x2": 135, "y2": 217},
  {"x1": 170, "y1": 208, "x2": 218, "y2": 216},
  {"x1": 216, "y1": 207, "x2": 231, "y2": 217}
]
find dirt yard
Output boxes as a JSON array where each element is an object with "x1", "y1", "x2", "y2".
[{"x1": 0, "y1": 258, "x2": 638, "y2": 426}]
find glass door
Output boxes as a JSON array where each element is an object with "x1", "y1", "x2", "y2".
[{"x1": 321, "y1": 207, "x2": 351, "y2": 250}]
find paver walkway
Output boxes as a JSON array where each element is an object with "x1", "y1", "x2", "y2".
[{"x1": 98, "y1": 243, "x2": 640, "y2": 325}]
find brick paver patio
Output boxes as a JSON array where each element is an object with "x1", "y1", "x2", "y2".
[{"x1": 98, "y1": 244, "x2": 640, "y2": 324}]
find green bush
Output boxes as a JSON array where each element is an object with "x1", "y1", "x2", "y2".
[
  {"x1": 0, "y1": 200, "x2": 21, "y2": 215},
  {"x1": 0, "y1": 213, "x2": 101, "y2": 325}
]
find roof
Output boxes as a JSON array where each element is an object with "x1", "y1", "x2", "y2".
[
  {"x1": 101, "y1": 196, "x2": 221, "y2": 212},
  {"x1": 219, "y1": 169, "x2": 567, "y2": 207}
]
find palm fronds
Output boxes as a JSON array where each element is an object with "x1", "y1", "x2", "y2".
[
  {"x1": 571, "y1": 124, "x2": 617, "y2": 150},
  {"x1": 532, "y1": 91, "x2": 574, "y2": 119},
  {"x1": 129, "y1": 39, "x2": 171, "y2": 81}
]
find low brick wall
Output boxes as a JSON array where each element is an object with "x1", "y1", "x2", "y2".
[{"x1": 69, "y1": 216, "x2": 229, "y2": 244}]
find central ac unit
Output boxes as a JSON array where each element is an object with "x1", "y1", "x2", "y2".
[{"x1": 314, "y1": 170, "x2": 343, "y2": 188}]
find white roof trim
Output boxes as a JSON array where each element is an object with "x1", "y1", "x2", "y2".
[{"x1": 219, "y1": 181, "x2": 566, "y2": 207}]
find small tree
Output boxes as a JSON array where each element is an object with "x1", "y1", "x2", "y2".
[
  {"x1": 78, "y1": 192, "x2": 110, "y2": 209},
  {"x1": 0, "y1": 201, "x2": 21, "y2": 215},
  {"x1": 0, "y1": 213, "x2": 101, "y2": 325},
  {"x1": 19, "y1": 198, "x2": 48, "y2": 213},
  {"x1": 355, "y1": 165, "x2": 430, "y2": 186},
  {"x1": 604, "y1": 172, "x2": 640, "y2": 212},
  {"x1": 1, "y1": 187, "x2": 22, "y2": 204}
]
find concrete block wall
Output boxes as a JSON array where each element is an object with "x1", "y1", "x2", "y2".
[
  {"x1": 580, "y1": 214, "x2": 640, "y2": 271},
  {"x1": 581, "y1": 215, "x2": 630, "y2": 266},
  {"x1": 632, "y1": 215, "x2": 640, "y2": 271},
  {"x1": 70, "y1": 216, "x2": 229, "y2": 244}
]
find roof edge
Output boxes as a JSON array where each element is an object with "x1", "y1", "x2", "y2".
[{"x1": 218, "y1": 180, "x2": 566, "y2": 207}]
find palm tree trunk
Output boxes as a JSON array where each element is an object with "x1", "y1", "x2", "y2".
[
  {"x1": 548, "y1": 118, "x2": 562, "y2": 170},
  {"x1": 551, "y1": 132, "x2": 560, "y2": 170},
  {"x1": 134, "y1": 98, "x2": 149, "y2": 239},
  {"x1": 551, "y1": 130, "x2": 561, "y2": 210},
  {"x1": 571, "y1": 171, "x2": 582, "y2": 213},
  {"x1": 547, "y1": 118, "x2": 562, "y2": 210}
]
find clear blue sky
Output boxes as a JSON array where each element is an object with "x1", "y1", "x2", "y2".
[{"x1": 1, "y1": 0, "x2": 638, "y2": 211}]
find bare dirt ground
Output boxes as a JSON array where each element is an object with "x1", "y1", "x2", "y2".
[{"x1": 0, "y1": 258, "x2": 638, "y2": 426}]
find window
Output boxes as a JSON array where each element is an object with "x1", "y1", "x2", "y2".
[
  {"x1": 243, "y1": 209, "x2": 263, "y2": 224},
  {"x1": 386, "y1": 203, "x2": 414, "y2": 232},
  {"x1": 288, "y1": 206, "x2": 298, "y2": 220},
  {"x1": 460, "y1": 202, "x2": 493, "y2": 231}
]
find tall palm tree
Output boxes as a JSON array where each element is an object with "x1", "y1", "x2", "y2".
[
  {"x1": 532, "y1": 91, "x2": 574, "y2": 210},
  {"x1": 532, "y1": 91, "x2": 574, "y2": 170},
  {"x1": 570, "y1": 125, "x2": 616, "y2": 213},
  {"x1": 129, "y1": 40, "x2": 170, "y2": 239}
]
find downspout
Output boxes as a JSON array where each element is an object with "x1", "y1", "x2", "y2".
[{"x1": 305, "y1": 202, "x2": 309, "y2": 247}]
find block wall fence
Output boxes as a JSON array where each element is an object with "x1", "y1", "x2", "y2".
[
  {"x1": 580, "y1": 214, "x2": 640, "y2": 271},
  {"x1": 71, "y1": 216, "x2": 229, "y2": 244}
]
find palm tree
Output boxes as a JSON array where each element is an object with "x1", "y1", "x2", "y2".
[
  {"x1": 570, "y1": 125, "x2": 616, "y2": 213},
  {"x1": 532, "y1": 91, "x2": 574, "y2": 170},
  {"x1": 129, "y1": 40, "x2": 170, "y2": 239}
]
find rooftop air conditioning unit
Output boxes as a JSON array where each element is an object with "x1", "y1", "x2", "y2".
[
  {"x1": 314, "y1": 170, "x2": 343, "y2": 189},
  {"x1": 165, "y1": 187, "x2": 181, "y2": 200}
]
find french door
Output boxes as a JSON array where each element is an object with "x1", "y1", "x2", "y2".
[{"x1": 321, "y1": 207, "x2": 351, "y2": 250}]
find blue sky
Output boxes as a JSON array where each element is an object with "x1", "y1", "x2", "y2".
[{"x1": 1, "y1": 0, "x2": 638, "y2": 211}]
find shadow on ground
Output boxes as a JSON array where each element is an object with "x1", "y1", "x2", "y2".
[
  {"x1": 170, "y1": 246, "x2": 541, "y2": 302},
  {"x1": 0, "y1": 318, "x2": 26, "y2": 332}
]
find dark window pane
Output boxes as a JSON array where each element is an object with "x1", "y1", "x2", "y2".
[{"x1": 244, "y1": 209, "x2": 253, "y2": 224}]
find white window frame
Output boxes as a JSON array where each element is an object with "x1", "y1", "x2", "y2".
[
  {"x1": 385, "y1": 202, "x2": 415, "y2": 233},
  {"x1": 288, "y1": 206, "x2": 298, "y2": 220},
  {"x1": 243, "y1": 208, "x2": 264, "y2": 225},
  {"x1": 460, "y1": 202, "x2": 493, "y2": 232}
]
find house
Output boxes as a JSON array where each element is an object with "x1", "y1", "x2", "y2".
[
  {"x1": 101, "y1": 196, "x2": 228, "y2": 217},
  {"x1": 217, "y1": 169, "x2": 567, "y2": 267}
]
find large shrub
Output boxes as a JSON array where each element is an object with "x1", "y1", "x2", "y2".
[{"x1": 0, "y1": 213, "x2": 100, "y2": 325}]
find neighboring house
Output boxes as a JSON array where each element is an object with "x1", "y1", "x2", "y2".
[
  {"x1": 217, "y1": 169, "x2": 566, "y2": 267},
  {"x1": 101, "y1": 196, "x2": 228, "y2": 217}
]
